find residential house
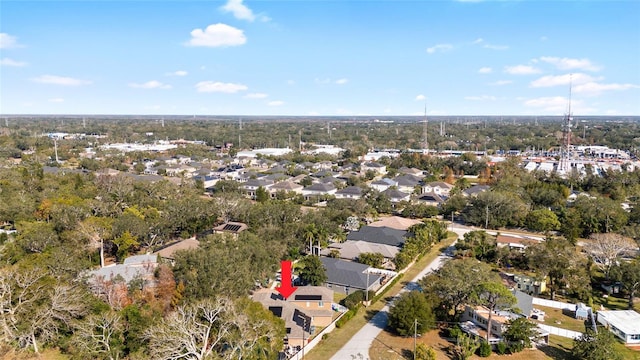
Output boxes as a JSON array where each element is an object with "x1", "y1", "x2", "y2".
[
  {"x1": 154, "y1": 237, "x2": 200, "y2": 263},
  {"x1": 361, "y1": 162, "x2": 387, "y2": 175},
  {"x1": 301, "y1": 183, "x2": 337, "y2": 200},
  {"x1": 319, "y1": 257, "x2": 385, "y2": 294},
  {"x1": 496, "y1": 235, "x2": 541, "y2": 252},
  {"x1": 397, "y1": 167, "x2": 424, "y2": 177},
  {"x1": 241, "y1": 178, "x2": 274, "y2": 198},
  {"x1": 370, "y1": 178, "x2": 398, "y2": 192},
  {"x1": 393, "y1": 174, "x2": 422, "y2": 194},
  {"x1": 596, "y1": 310, "x2": 640, "y2": 344},
  {"x1": 346, "y1": 225, "x2": 408, "y2": 248},
  {"x1": 461, "y1": 306, "x2": 537, "y2": 345},
  {"x1": 462, "y1": 185, "x2": 490, "y2": 198},
  {"x1": 269, "y1": 181, "x2": 304, "y2": 198},
  {"x1": 213, "y1": 221, "x2": 248, "y2": 237},
  {"x1": 368, "y1": 216, "x2": 422, "y2": 231},
  {"x1": 513, "y1": 273, "x2": 547, "y2": 296},
  {"x1": 421, "y1": 181, "x2": 454, "y2": 197},
  {"x1": 321, "y1": 240, "x2": 399, "y2": 269},
  {"x1": 417, "y1": 192, "x2": 445, "y2": 207},
  {"x1": 512, "y1": 290, "x2": 546, "y2": 322},
  {"x1": 252, "y1": 286, "x2": 337, "y2": 351},
  {"x1": 335, "y1": 186, "x2": 364, "y2": 200},
  {"x1": 381, "y1": 188, "x2": 411, "y2": 204}
]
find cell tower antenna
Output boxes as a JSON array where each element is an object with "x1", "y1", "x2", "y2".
[
  {"x1": 559, "y1": 74, "x2": 573, "y2": 173},
  {"x1": 239, "y1": 117, "x2": 242, "y2": 130},
  {"x1": 422, "y1": 103, "x2": 428, "y2": 155},
  {"x1": 161, "y1": 118, "x2": 165, "y2": 128},
  {"x1": 83, "y1": 117, "x2": 86, "y2": 129}
]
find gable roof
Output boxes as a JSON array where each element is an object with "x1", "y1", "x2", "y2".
[
  {"x1": 303, "y1": 183, "x2": 336, "y2": 192},
  {"x1": 324, "y1": 240, "x2": 400, "y2": 259},
  {"x1": 336, "y1": 186, "x2": 364, "y2": 196},
  {"x1": 269, "y1": 181, "x2": 303, "y2": 191},
  {"x1": 368, "y1": 216, "x2": 422, "y2": 230},
  {"x1": 346, "y1": 226, "x2": 408, "y2": 247},
  {"x1": 154, "y1": 238, "x2": 200, "y2": 260},
  {"x1": 463, "y1": 185, "x2": 490, "y2": 197},
  {"x1": 381, "y1": 188, "x2": 411, "y2": 200},
  {"x1": 393, "y1": 174, "x2": 422, "y2": 186},
  {"x1": 320, "y1": 257, "x2": 382, "y2": 290},
  {"x1": 425, "y1": 181, "x2": 454, "y2": 189}
]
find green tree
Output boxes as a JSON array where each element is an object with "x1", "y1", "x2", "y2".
[
  {"x1": 527, "y1": 237, "x2": 585, "y2": 300},
  {"x1": 525, "y1": 208, "x2": 561, "y2": 233},
  {"x1": 452, "y1": 333, "x2": 480, "y2": 360},
  {"x1": 572, "y1": 328, "x2": 623, "y2": 360},
  {"x1": 419, "y1": 258, "x2": 498, "y2": 320},
  {"x1": 297, "y1": 255, "x2": 327, "y2": 286},
  {"x1": 503, "y1": 317, "x2": 539, "y2": 351},
  {"x1": 112, "y1": 231, "x2": 139, "y2": 261},
  {"x1": 477, "y1": 282, "x2": 517, "y2": 342},
  {"x1": 357, "y1": 252, "x2": 385, "y2": 268},
  {"x1": 414, "y1": 343, "x2": 437, "y2": 360},
  {"x1": 388, "y1": 291, "x2": 434, "y2": 337},
  {"x1": 611, "y1": 257, "x2": 640, "y2": 309},
  {"x1": 255, "y1": 186, "x2": 269, "y2": 203}
]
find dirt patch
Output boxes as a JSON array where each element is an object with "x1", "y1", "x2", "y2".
[{"x1": 370, "y1": 329, "x2": 554, "y2": 360}]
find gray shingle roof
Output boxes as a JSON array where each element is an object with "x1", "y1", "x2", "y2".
[
  {"x1": 346, "y1": 226, "x2": 408, "y2": 247},
  {"x1": 320, "y1": 257, "x2": 381, "y2": 291}
]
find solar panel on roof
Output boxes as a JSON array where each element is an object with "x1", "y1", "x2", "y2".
[
  {"x1": 268, "y1": 306, "x2": 283, "y2": 317},
  {"x1": 294, "y1": 295, "x2": 322, "y2": 301},
  {"x1": 223, "y1": 224, "x2": 242, "y2": 232}
]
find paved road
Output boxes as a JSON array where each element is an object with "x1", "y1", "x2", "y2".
[{"x1": 329, "y1": 224, "x2": 471, "y2": 360}]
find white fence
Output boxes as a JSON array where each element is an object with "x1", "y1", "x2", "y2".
[
  {"x1": 538, "y1": 324, "x2": 583, "y2": 340},
  {"x1": 531, "y1": 297, "x2": 575, "y2": 310}
]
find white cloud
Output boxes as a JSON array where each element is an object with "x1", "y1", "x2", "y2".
[
  {"x1": 220, "y1": 0, "x2": 269, "y2": 22},
  {"x1": 504, "y1": 65, "x2": 542, "y2": 75},
  {"x1": 195, "y1": 81, "x2": 247, "y2": 93},
  {"x1": 0, "y1": 58, "x2": 27, "y2": 67},
  {"x1": 573, "y1": 82, "x2": 639, "y2": 96},
  {"x1": 48, "y1": 98, "x2": 64, "y2": 103},
  {"x1": 415, "y1": 94, "x2": 426, "y2": 101},
  {"x1": 538, "y1": 56, "x2": 601, "y2": 71},
  {"x1": 31, "y1": 75, "x2": 91, "y2": 86},
  {"x1": 335, "y1": 78, "x2": 348, "y2": 85},
  {"x1": 489, "y1": 80, "x2": 512, "y2": 86},
  {"x1": 478, "y1": 67, "x2": 492, "y2": 74},
  {"x1": 483, "y1": 44, "x2": 508, "y2": 50},
  {"x1": 530, "y1": 73, "x2": 600, "y2": 88},
  {"x1": 523, "y1": 96, "x2": 595, "y2": 114},
  {"x1": 220, "y1": 0, "x2": 255, "y2": 21},
  {"x1": 426, "y1": 44, "x2": 453, "y2": 54},
  {"x1": 268, "y1": 100, "x2": 284, "y2": 106},
  {"x1": 464, "y1": 95, "x2": 497, "y2": 101},
  {"x1": 473, "y1": 38, "x2": 484, "y2": 44},
  {"x1": 129, "y1": 80, "x2": 172, "y2": 89},
  {"x1": 245, "y1": 92, "x2": 268, "y2": 99},
  {"x1": 166, "y1": 70, "x2": 188, "y2": 76},
  {"x1": 186, "y1": 23, "x2": 246, "y2": 47},
  {"x1": 523, "y1": 96, "x2": 569, "y2": 112},
  {"x1": 0, "y1": 33, "x2": 22, "y2": 49}
]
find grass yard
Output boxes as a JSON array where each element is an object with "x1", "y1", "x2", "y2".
[
  {"x1": 532, "y1": 305, "x2": 587, "y2": 333},
  {"x1": 370, "y1": 329, "x2": 554, "y2": 360},
  {"x1": 304, "y1": 234, "x2": 458, "y2": 360}
]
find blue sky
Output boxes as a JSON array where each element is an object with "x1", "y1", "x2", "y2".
[{"x1": 1, "y1": 0, "x2": 639, "y2": 116}]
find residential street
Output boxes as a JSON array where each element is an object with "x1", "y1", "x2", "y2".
[{"x1": 329, "y1": 223, "x2": 470, "y2": 360}]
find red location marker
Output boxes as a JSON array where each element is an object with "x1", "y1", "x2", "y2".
[{"x1": 275, "y1": 260, "x2": 298, "y2": 299}]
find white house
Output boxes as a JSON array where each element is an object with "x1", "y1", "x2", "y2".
[
  {"x1": 361, "y1": 162, "x2": 387, "y2": 175},
  {"x1": 596, "y1": 310, "x2": 640, "y2": 344},
  {"x1": 421, "y1": 181, "x2": 454, "y2": 197}
]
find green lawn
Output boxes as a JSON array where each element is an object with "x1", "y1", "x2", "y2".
[
  {"x1": 304, "y1": 233, "x2": 458, "y2": 360},
  {"x1": 533, "y1": 305, "x2": 587, "y2": 333}
]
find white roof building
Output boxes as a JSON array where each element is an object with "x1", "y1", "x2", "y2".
[{"x1": 596, "y1": 310, "x2": 640, "y2": 344}]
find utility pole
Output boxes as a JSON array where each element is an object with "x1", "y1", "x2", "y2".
[{"x1": 485, "y1": 205, "x2": 489, "y2": 229}]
